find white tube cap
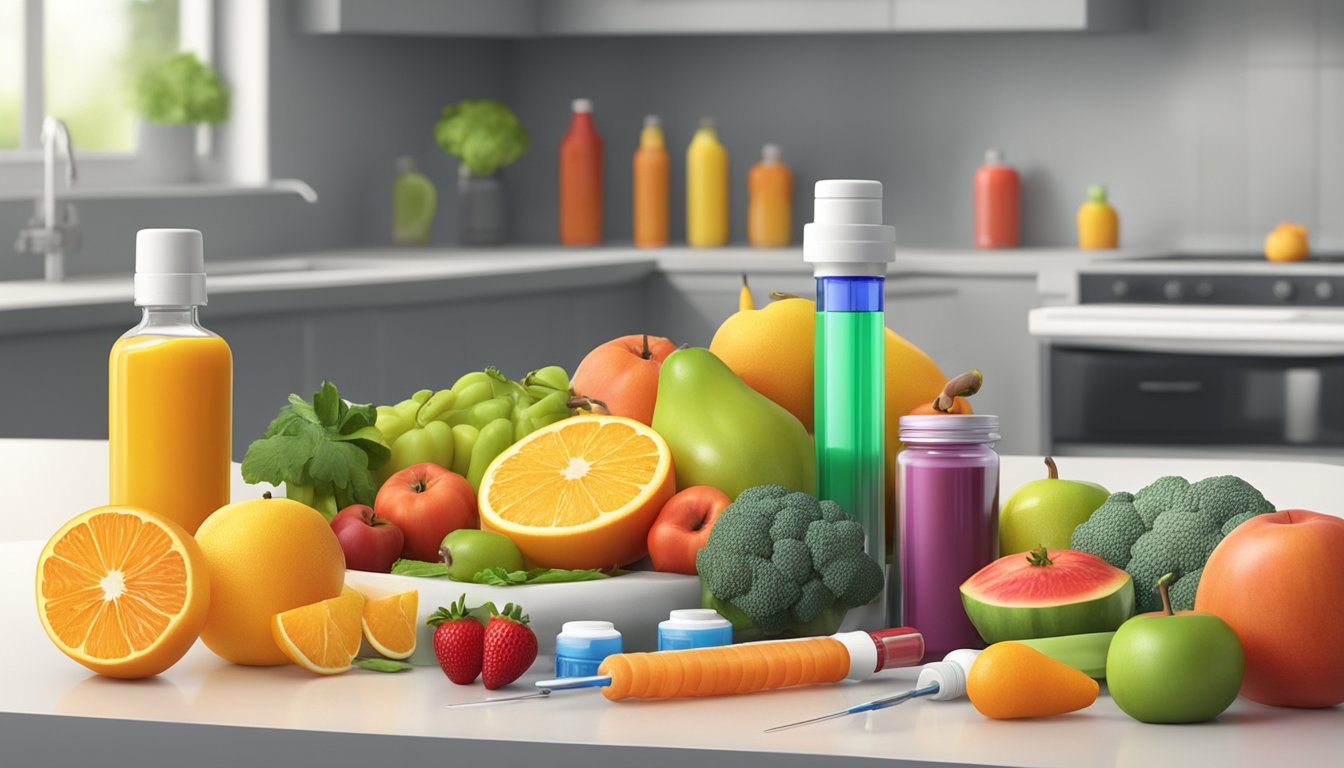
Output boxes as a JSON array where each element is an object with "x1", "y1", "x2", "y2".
[
  {"x1": 803, "y1": 179, "x2": 895, "y2": 277},
  {"x1": 134, "y1": 228, "x2": 207, "y2": 307},
  {"x1": 916, "y1": 649, "x2": 981, "y2": 701},
  {"x1": 572, "y1": 98, "x2": 593, "y2": 113}
]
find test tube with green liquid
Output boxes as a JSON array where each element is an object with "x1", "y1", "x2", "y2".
[{"x1": 804, "y1": 180, "x2": 895, "y2": 574}]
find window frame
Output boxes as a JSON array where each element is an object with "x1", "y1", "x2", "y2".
[{"x1": 0, "y1": 0, "x2": 216, "y2": 182}]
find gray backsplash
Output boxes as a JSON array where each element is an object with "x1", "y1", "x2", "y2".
[{"x1": 3, "y1": 0, "x2": 1342, "y2": 281}]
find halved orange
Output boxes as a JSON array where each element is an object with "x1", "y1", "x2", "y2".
[
  {"x1": 479, "y1": 415, "x2": 675, "y2": 569},
  {"x1": 35, "y1": 505, "x2": 210, "y2": 679},
  {"x1": 361, "y1": 590, "x2": 418, "y2": 660},
  {"x1": 271, "y1": 586, "x2": 365, "y2": 675}
]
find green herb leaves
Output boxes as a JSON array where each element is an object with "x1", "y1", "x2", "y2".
[
  {"x1": 390, "y1": 558, "x2": 612, "y2": 585},
  {"x1": 353, "y1": 657, "x2": 414, "y2": 673},
  {"x1": 241, "y1": 382, "x2": 389, "y2": 518}
]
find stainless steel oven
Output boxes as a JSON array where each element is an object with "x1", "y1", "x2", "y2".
[{"x1": 1030, "y1": 256, "x2": 1344, "y2": 463}]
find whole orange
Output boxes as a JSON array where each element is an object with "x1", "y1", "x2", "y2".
[
  {"x1": 572, "y1": 334, "x2": 678, "y2": 426},
  {"x1": 195, "y1": 495, "x2": 347, "y2": 666},
  {"x1": 1195, "y1": 509, "x2": 1344, "y2": 708}
]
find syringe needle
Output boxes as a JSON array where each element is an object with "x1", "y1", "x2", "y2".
[{"x1": 764, "y1": 682, "x2": 941, "y2": 733}]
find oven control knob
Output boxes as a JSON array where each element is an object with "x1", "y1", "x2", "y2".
[
  {"x1": 1112, "y1": 280, "x2": 1130, "y2": 298},
  {"x1": 1273, "y1": 280, "x2": 1296, "y2": 301},
  {"x1": 1195, "y1": 282, "x2": 1214, "y2": 299},
  {"x1": 1163, "y1": 280, "x2": 1184, "y2": 300},
  {"x1": 1315, "y1": 281, "x2": 1334, "y2": 301}
]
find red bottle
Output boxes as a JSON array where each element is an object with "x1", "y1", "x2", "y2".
[
  {"x1": 973, "y1": 149, "x2": 1019, "y2": 249},
  {"x1": 559, "y1": 98, "x2": 603, "y2": 245}
]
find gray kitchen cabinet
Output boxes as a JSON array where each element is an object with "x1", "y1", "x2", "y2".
[
  {"x1": 536, "y1": 0, "x2": 893, "y2": 36},
  {"x1": 888, "y1": 274, "x2": 1044, "y2": 455},
  {"x1": 0, "y1": 281, "x2": 645, "y2": 462},
  {"x1": 294, "y1": 0, "x2": 536, "y2": 37},
  {"x1": 295, "y1": 0, "x2": 1140, "y2": 37}
]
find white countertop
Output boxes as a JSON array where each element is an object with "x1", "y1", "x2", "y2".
[{"x1": 4, "y1": 439, "x2": 1342, "y2": 768}]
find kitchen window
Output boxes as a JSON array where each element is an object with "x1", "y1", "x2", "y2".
[{"x1": 0, "y1": 0, "x2": 213, "y2": 178}]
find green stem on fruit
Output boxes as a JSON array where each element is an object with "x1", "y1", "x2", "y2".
[
  {"x1": 1157, "y1": 572, "x2": 1175, "y2": 616},
  {"x1": 1044, "y1": 456, "x2": 1058, "y2": 480},
  {"x1": 567, "y1": 394, "x2": 610, "y2": 415},
  {"x1": 1026, "y1": 547, "x2": 1054, "y2": 567},
  {"x1": 932, "y1": 369, "x2": 984, "y2": 412}
]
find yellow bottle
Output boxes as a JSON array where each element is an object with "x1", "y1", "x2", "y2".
[
  {"x1": 687, "y1": 118, "x2": 729, "y2": 247},
  {"x1": 110, "y1": 229, "x2": 232, "y2": 535},
  {"x1": 747, "y1": 144, "x2": 793, "y2": 247},
  {"x1": 1077, "y1": 184, "x2": 1119, "y2": 249}
]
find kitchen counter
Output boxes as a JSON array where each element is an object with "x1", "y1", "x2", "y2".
[
  {"x1": 0, "y1": 245, "x2": 1167, "y2": 335},
  {"x1": 4, "y1": 439, "x2": 1341, "y2": 768}
]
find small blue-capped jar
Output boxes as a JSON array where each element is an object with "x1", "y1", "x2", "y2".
[
  {"x1": 554, "y1": 621, "x2": 623, "y2": 678},
  {"x1": 657, "y1": 609, "x2": 733, "y2": 651}
]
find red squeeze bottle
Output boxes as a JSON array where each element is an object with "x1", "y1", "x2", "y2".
[
  {"x1": 973, "y1": 148, "x2": 1019, "y2": 249},
  {"x1": 559, "y1": 98, "x2": 604, "y2": 245}
]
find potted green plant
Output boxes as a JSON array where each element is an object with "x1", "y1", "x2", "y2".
[
  {"x1": 434, "y1": 99, "x2": 529, "y2": 245},
  {"x1": 136, "y1": 52, "x2": 229, "y2": 184}
]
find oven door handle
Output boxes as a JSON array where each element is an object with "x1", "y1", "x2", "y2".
[{"x1": 1137, "y1": 380, "x2": 1204, "y2": 394}]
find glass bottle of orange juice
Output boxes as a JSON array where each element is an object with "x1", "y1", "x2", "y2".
[{"x1": 109, "y1": 229, "x2": 232, "y2": 534}]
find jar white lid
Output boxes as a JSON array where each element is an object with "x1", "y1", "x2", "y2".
[
  {"x1": 660, "y1": 609, "x2": 732, "y2": 631},
  {"x1": 558, "y1": 620, "x2": 620, "y2": 639}
]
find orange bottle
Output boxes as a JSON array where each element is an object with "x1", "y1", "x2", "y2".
[
  {"x1": 747, "y1": 144, "x2": 793, "y2": 247},
  {"x1": 109, "y1": 229, "x2": 232, "y2": 535},
  {"x1": 559, "y1": 98, "x2": 603, "y2": 245},
  {"x1": 973, "y1": 148, "x2": 1019, "y2": 249},
  {"x1": 633, "y1": 115, "x2": 669, "y2": 248}
]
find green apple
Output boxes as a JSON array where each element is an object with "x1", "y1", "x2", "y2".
[
  {"x1": 1106, "y1": 573, "x2": 1244, "y2": 724},
  {"x1": 999, "y1": 457, "x2": 1109, "y2": 556},
  {"x1": 440, "y1": 528, "x2": 525, "y2": 581}
]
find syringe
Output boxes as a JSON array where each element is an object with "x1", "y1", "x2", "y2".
[
  {"x1": 765, "y1": 649, "x2": 981, "y2": 732},
  {"x1": 447, "y1": 628, "x2": 925, "y2": 707}
]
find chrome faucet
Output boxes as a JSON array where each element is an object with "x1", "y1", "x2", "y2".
[{"x1": 15, "y1": 117, "x2": 81, "y2": 281}]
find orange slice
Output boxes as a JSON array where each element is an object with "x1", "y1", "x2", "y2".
[
  {"x1": 271, "y1": 586, "x2": 365, "y2": 675},
  {"x1": 360, "y1": 590, "x2": 418, "y2": 660},
  {"x1": 479, "y1": 415, "x2": 675, "y2": 569},
  {"x1": 35, "y1": 505, "x2": 210, "y2": 679}
]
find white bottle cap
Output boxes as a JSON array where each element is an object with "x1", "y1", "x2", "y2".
[
  {"x1": 984, "y1": 148, "x2": 1003, "y2": 165},
  {"x1": 699, "y1": 116, "x2": 717, "y2": 131},
  {"x1": 572, "y1": 98, "x2": 593, "y2": 113},
  {"x1": 659, "y1": 609, "x2": 732, "y2": 631},
  {"x1": 803, "y1": 179, "x2": 895, "y2": 276},
  {"x1": 762, "y1": 144, "x2": 782, "y2": 163},
  {"x1": 644, "y1": 114, "x2": 661, "y2": 128},
  {"x1": 558, "y1": 620, "x2": 621, "y2": 640},
  {"x1": 915, "y1": 649, "x2": 980, "y2": 701},
  {"x1": 134, "y1": 228, "x2": 207, "y2": 307}
]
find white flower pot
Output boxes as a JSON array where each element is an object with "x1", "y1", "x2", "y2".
[{"x1": 138, "y1": 122, "x2": 197, "y2": 184}]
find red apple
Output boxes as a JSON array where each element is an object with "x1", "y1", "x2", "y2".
[
  {"x1": 647, "y1": 486, "x2": 730, "y2": 574},
  {"x1": 330, "y1": 505, "x2": 404, "y2": 573},
  {"x1": 375, "y1": 463, "x2": 478, "y2": 562},
  {"x1": 1196, "y1": 509, "x2": 1344, "y2": 708}
]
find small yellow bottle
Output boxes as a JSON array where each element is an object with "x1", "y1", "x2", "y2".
[
  {"x1": 687, "y1": 118, "x2": 729, "y2": 247},
  {"x1": 1077, "y1": 184, "x2": 1119, "y2": 249}
]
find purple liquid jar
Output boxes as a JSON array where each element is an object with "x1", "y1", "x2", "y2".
[{"x1": 895, "y1": 414, "x2": 1000, "y2": 658}]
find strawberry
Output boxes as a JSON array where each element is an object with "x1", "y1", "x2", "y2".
[
  {"x1": 481, "y1": 602, "x2": 538, "y2": 690},
  {"x1": 426, "y1": 596, "x2": 484, "y2": 685}
]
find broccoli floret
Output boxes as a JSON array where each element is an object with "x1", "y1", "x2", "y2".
[
  {"x1": 697, "y1": 484, "x2": 884, "y2": 640},
  {"x1": 1070, "y1": 475, "x2": 1273, "y2": 612}
]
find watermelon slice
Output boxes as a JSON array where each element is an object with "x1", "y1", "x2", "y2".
[{"x1": 960, "y1": 548, "x2": 1134, "y2": 644}]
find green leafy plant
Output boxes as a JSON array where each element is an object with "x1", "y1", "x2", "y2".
[
  {"x1": 136, "y1": 52, "x2": 230, "y2": 125},
  {"x1": 434, "y1": 99, "x2": 529, "y2": 176},
  {"x1": 241, "y1": 382, "x2": 390, "y2": 518}
]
